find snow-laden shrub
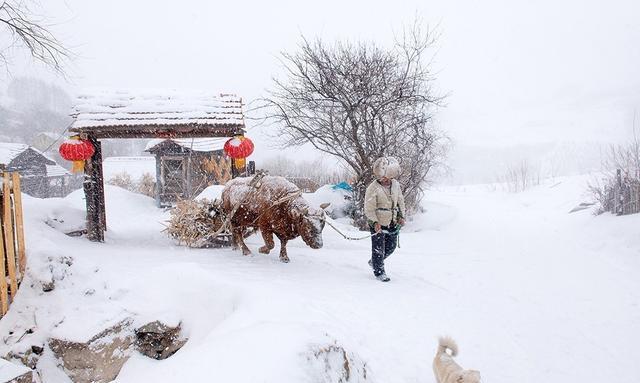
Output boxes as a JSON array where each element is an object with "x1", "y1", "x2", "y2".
[
  {"x1": 108, "y1": 171, "x2": 156, "y2": 198},
  {"x1": 108, "y1": 171, "x2": 134, "y2": 191},
  {"x1": 495, "y1": 160, "x2": 541, "y2": 193},
  {"x1": 588, "y1": 139, "x2": 640, "y2": 215},
  {"x1": 136, "y1": 172, "x2": 155, "y2": 198}
]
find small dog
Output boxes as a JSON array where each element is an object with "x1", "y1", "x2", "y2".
[{"x1": 433, "y1": 337, "x2": 481, "y2": 383}]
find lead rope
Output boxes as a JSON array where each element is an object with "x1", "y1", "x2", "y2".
[{"x1": 323, "y1": 217, "x2": 401, "y2": 241}]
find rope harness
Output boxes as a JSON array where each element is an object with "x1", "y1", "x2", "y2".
[
  {"x1": 203, "y1": 172, "x2": 305, "y2": 243},
  {"x1": 202, "y1": 171, "x2": 268, "y2": 242}
]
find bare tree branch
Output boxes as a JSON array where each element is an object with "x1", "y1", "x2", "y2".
[{"x1": 0, "y1": 1, "x2": 70, "y2": 74}]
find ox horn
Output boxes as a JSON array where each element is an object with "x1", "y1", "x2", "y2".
[{"x1": 319, "y1": 202, "x2": 331, "y2": 210}]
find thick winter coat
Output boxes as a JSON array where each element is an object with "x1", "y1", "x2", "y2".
[
  {"x1": 218, "y1": 175, "x2": 327, "y2": 263},
  {"x1": 364, "y1": 179, "x2": 405, "y2": 227}
]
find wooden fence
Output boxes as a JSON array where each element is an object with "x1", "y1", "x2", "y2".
[
  {"x1": 0, "y1": 172, "x2": 26, "y2": 317},
  {"x1": 609, "y1": 169, "x2": 640, "y2": 215}
]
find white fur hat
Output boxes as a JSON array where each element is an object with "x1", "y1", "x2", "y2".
[{"x1": 373, "y1": 157, "x2": 401, "y2": 179}]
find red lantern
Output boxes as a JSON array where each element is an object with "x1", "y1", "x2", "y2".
[
  {"x1": 224, "y1": 136, "x2": 254, "y2": 169},
  {"x1": 224, "y1": 136, "x2": 254, "y2": 158},
  {"x1": 59, "y1": 137, "x2": 95, "y2": 173}
]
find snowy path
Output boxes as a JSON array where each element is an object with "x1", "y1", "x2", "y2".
[{"x1": 1, "y1": 177, "x2": 639, "y2": 382}]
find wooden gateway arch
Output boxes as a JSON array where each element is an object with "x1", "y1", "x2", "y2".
[{"x1": 70, "y1": 90, "x2": 246, "y2": 242}]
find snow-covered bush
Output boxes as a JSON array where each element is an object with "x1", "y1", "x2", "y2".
[
  {"x1": 108, "y1": 171, "x2": 156, "y2": 198},
  {"x1": 495, "y1": 160, "x2": 541, "y2": 193},
  {"x1": 136, "y1": 172, "x2": 155, "y2": 198},
  {"x1": 588, "y1": 138, "x2": 640, "y2": 215},
  {"x1": 107, "y1": 171, "x2": 134, "y2": 191}
]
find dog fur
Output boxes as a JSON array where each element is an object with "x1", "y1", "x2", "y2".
[{"x1": 433, "y1": 337, "x2": 481, "y2": 383}]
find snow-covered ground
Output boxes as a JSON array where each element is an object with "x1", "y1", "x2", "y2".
[{"x1": 1, "y1": 175, "x2": 638, "y2": 382}]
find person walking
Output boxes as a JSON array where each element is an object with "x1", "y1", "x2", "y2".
[{"x1": 364, "y1": 157, "x2": 406, "y2": 282}]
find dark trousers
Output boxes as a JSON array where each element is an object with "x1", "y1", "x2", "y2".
[{"x1": 370, "y1": 224, "x2": 398, "y2": 276}]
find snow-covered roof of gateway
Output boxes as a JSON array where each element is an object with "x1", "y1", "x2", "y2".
[
  {"x1": 0, "y1": 143, "x2": 30, "y2": 165},
  {"x1": 145, "y1": 137, "x2": 227, "y2": 152},
  {"x1": 71, "y1": 90, "x2": 245, "y2": 130}
]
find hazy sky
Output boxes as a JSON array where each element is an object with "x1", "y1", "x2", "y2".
[{"x1": 6, "y1": 0, "x2": 640, "y2": 160}]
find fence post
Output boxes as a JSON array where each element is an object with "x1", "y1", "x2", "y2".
[
  {"x1": 2, "y1": 173, "x2": 18, "y2": 301},
  {"x1": 0, "y1": 172, "x2": 27, "y2": 317},
  {"x1": 0, "y1": 175, "x2": 8, "y2": 315},
  {"x1": 11, "y1": 173, "x2": 26, "y2": 280}
]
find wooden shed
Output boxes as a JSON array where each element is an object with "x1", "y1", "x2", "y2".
[
  {"x1": 69, "y1": 90, "x2": 247, "y2": 242},
  {"x1": 0, "y1": 143, "x2": 75, "y2": 198},
  {"x1": 145, "y1": 138, "x2": 232, "y2": 207}
]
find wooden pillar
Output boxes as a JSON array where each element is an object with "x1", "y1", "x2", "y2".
[
  {"x1": 154, "y1": 154, "x2": 162, "y2": 207},
  {"x1": 230, "y1": 133, "x2": 245, "y2": 179},
  {"x1": 186, "y1": 155, "x2": 192, "y2": 199},
  {"x1": 84, "y1": 137, "x2": 105, "y2": 242},
  {"x1": 231, "y1": 158, "x2": 239, "y2": 178},
  {"x1": 95, "y1": 141, "x2": 107, "y2": 233},
  {"x1": 231, "y1": 159, "x2": 248, "y2": 178}
]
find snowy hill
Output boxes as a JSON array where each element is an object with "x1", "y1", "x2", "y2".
[{"x1": 0, "y1": 177, "x2": 638, "y2": 382}]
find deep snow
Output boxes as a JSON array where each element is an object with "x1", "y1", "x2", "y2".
[{"x1": 0, "y1": 175, "x2": 638, "y2": 382}]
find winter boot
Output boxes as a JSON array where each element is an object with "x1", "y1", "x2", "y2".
[{"x1": 376, "y1": 273, "x2": 391, "y2": 282}]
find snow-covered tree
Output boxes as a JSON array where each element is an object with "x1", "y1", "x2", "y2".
[{"x1": 262, "y1": 23, "x2": 446, "y2": 225}]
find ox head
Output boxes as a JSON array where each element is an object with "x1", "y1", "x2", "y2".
[{"x1": 292, "y1": 203, "x2": 330, "y2": 249}]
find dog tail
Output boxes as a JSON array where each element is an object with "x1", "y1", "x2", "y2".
[{"x1": 438, "y1": 336, "x2": 458, "y2": 357}]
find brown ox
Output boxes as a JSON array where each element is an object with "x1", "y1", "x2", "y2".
[{"x1": 218, "y1": 175, "x2": 328, "y2": 262}]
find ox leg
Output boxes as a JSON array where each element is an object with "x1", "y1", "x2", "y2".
[
  {"x1": 233, "y1": 227, "x2": 252, "y2": 256},
  {"x1": 278, "y1": 238, "x2": 290, "y2": 263},
  {"x1": 259, "y1": 229, "x2": 275, "y2": 254}
]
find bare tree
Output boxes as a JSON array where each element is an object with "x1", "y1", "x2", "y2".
[
  {"x1": 0, "y1": 1, "x2": 69, "y2": 73},
  {"x1": 496, "y1": 159, "x2": 541, "y2": 193},
  {"x1": 262, "y1": 23, "x2": 446, "y2": 226}
]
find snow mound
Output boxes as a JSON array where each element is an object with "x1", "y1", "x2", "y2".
[
  {"x1": 304, "y1": 185, "x2": 353, "y2": 218},
  {"x1": 195, "y1": 185, "x2": 225, "y2": 201},
  {"x1": 413, "y1": 201, "x2": 458, "y2": 231},
  {"x1": 44, "y1": 204, "x2": 86, "y2": 234}
]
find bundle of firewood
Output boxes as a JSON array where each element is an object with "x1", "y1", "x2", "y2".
[{"x1": 165, "y1": 199, "x2": 228, "y2": 248}]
